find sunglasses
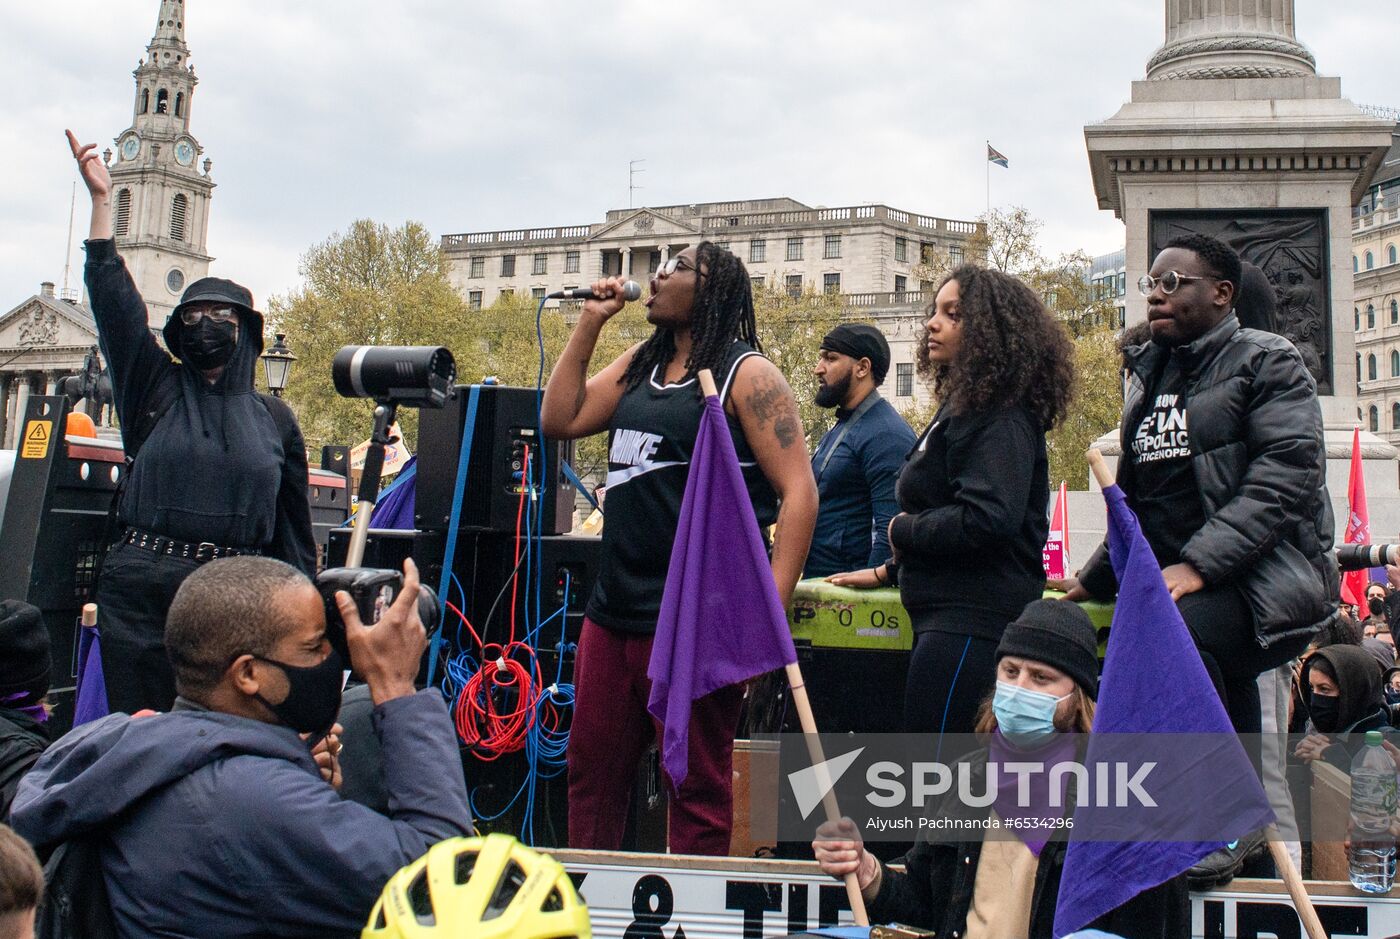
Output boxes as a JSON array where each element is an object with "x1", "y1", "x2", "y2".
[
  {"x1": 656, "y1": 256, "x2": 704, "y2": 279},
  {"x1": 1137, "y1": 271, "x2": 1218, "y2": 297},
  {"x1": 180, "y1": 306, "x2": 239, "y2": 325}
]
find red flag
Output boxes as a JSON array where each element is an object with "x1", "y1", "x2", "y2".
[
  {"x1": 1043, "y1": 481, "x2": 1069, "y2": 579},
  {"x1": 1342, "y1": 427, "x2": 1371, "y2": 608}
]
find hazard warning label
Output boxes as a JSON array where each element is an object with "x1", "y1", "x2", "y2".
[{"x1": 20, "y1": 420, "x2": 52, "y2": 459}]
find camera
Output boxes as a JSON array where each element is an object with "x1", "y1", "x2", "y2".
[
  {"x1": 315, "y1": 567, "x2": 443, "y2": 667},
  {"x1": 332, "y1": 345, "x2": 456, "y2": 408},
  {"x1": 1337, "y1": 544, "x2": 1400, "y2": 572}
]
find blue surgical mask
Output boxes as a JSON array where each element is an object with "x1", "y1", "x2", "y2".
[{"x1": 993, "y1": 680, "x2": 1073, "y2": 748}]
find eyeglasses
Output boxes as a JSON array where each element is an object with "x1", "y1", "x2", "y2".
[
  {"x1": 656, "y1": 256, "x2": 704, "y2": 280},
  {"x1": 1137, "y1": 271, "x2": 1217, "y2": 297},
  {"x1": 180, "y1": 306, "x2": 239, "y2": 325}
]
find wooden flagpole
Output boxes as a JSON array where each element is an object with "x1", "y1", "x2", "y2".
[
  {"x1": 1088, "y1": 448, "x2": 1324, "y2": 939},
  {"x1": 698, "y1": 369, "x2": 870, "y2": 926}
]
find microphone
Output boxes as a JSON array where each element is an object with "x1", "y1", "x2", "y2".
[{"x1": 546, "y1": 281, "x2": 641, "y2": 302}]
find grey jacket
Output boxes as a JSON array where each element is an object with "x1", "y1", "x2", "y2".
[
  {"x1": 1079, "y1": 315, "x2": 1337, "y2": 648},
  {"x1": 11, "y1": 691, "x2": 472, "y2": 938}
]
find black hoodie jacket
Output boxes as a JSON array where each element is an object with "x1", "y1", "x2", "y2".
[
  {"x1": 84, "y1": 239, "x2": 314, "y2": 571},
  {"x1": 1301, "y1": 645, "x2": 1398, "y2": 770}
]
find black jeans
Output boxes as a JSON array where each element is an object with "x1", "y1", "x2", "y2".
[
  {"x1": 96, "y1": 541, "x2": 200, "y2": 713},
  {"x1": 1178, "y1": 585, "x2": 1309, "y2": 739},
  {"x1": 903, "y1": 631, "x2": 1002, "y2": 737}
]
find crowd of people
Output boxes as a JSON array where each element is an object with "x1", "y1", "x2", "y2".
[{"x1": 0, "y1": 131, "x2": 1382, "y2": 938}]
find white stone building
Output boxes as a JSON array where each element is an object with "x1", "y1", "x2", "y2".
[
  {"x1": 0, "y1": 0, "x2": 217, "y2": 448},
  {"x1": 440, "y1": 198, "x2": 976, "y2": 409},
  {"x1": 1351, "y1": 121, "x2": 1400, "y2": 444}
]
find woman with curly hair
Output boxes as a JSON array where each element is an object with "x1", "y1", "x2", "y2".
[{"x1": 829, "y1": 265, "x2": 1074, "y2": 735}]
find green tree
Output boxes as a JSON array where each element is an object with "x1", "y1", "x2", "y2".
[
  {"x1": 753, "y1": 286, "x2": 847, "y2": 450},
  {"x1": 1047, "y1": 325, "x2": 1123, "y2": 491}
]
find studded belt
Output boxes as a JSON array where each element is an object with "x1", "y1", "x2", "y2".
[{"x1": 120, "y1": 527, "x2": 261, "y2": 563}]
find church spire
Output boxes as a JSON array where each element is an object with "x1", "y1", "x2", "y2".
[{"x1": 149, "y1": 0, "x2": 188, "y2": 52}]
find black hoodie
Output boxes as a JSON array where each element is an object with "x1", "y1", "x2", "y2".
[
  {"x1": 84, "y1": 239, "x2": 314, "y2": 571},
  {"x1": 1302, "y1": 645, "x2": 1397, "y2": 770}
]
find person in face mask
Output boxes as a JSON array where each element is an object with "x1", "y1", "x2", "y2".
[
  {"x1": 67, "y1": 130, "x2": 316, "y2": 715},
  {"x1": 812, "y1": 599, "x2": 1189, "y2": 938},
  {"x1": 0, "y1": 601, "x2": 51, "y2": 820},
  {"x1": 1293, "y1": 644, "x2": 1397, "y2": 770},
  {"x1": 1363, "y1": 583, "x2": 1390, "y2": 629},
  {"x1": 9, "y1": 556, "x2": 473, "y2": 938}
]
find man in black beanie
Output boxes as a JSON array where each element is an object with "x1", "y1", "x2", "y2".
[
  {"x1": 0, "y1": 600, "x2": 52, "y2": 818},
  {"x1": 805, "y1": 324, "x2": 916, "y2": 578}
]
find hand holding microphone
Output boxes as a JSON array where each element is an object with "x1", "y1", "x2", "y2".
[{"x1": 573, "y1": 277, "x2": 641, "y2": 321}]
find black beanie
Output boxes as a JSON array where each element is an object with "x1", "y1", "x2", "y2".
[
  {"x1": 996, "y1": 599, "x2": 1100, "y2": 700},
  {"x1": 0, "y1": 600, "x2": 51, "y2": 703}
]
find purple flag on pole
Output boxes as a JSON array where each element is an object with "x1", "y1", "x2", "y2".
[
  {"x1": 648, "y1": 392, "x2": 797, "y2": 789},
  {"x1": 1053, "y1": 485, "x2": 1274, "y2": 937},
  {"x1": 72, "y1": 624, "x2": 108, "y2": 727},
  {"x1": 369, "y1": 456, "x2": 417, "y2": 530}
]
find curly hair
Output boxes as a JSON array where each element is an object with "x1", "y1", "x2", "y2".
[
  {"x1": 621, "y1": 241, "x2": 760, "y2": 389},
  {"x1": 1165, "y1": 232, "x2": 1242, "y2": 295},
  {"x1": 916, "y1": 265, "x2": 1075, "y2": 428}
]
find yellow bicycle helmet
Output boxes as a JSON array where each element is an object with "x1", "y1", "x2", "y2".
[{"x1": 363, "y1": 834, "x2": 591, "y2": 939}]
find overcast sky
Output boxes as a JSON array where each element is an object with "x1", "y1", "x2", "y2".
[{"x1": 3, "y1": 1, "x2": 1395, "y2": 308}]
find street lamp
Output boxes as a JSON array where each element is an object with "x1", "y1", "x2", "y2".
[{"x1": 261, "y1": 333, "x2": 296, "y2": 397}]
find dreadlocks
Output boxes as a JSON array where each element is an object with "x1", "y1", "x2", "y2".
[{"x1": 621, "y1": 241, "x2": 761, "y2": 389}]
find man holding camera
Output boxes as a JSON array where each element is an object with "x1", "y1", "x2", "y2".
[
  {"x1": 68, "y1": 131, "x2": 316, "y2": 715},
  {"x1": 11, "y1": 556, "x2": 471, "y2": 938},
  {"x1": 1058, "y1": 234, "x2": 1336, "y2": 884}
]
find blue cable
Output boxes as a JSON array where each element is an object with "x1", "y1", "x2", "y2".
[{"x1": 428, "y1": 385, "x2": 482, "y2": 688}]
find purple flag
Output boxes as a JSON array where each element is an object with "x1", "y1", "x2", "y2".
[
  {"x1": 369, "y1": 456, "x2": 417, "y2": 530},
  {"x1": 72, "y1": 623, "x2": 108, "y2": 726},
  {"x1": 1053, "y1": 486, "x2": 1274, "y2": 937},
  {"x1": 648, "y1": 393, "x2": 797, "y2": 788}
]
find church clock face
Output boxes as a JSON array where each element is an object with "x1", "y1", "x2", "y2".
[
  {"x1": 120, "y1": 134, "x2": 140, "y2": 161},
  {"x1": 175, "y1": 140, "x2": 195, "y2": 167},
  {"x1": 166, "y1": 268, "x2": 185, "y2": 294}
]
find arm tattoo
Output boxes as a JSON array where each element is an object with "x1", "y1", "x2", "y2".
[{"x1": 746, "y1": 374, "x2": 801, "y2": 450}]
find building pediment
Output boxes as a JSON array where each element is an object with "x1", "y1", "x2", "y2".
[
  {"x1": 0, "y1": 295, "x2": 99, "y2": 353},
  {"x1": 589, "y1": 208, "x2": 702, "y2": 242}
]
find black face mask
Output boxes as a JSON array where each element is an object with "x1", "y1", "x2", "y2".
[
  {"x1": 1308, "y1": 690, "x2": 1341, "y2": 734},
  {"x1": 1370, "y1": 597, "x2": 1386, "y2": 617},
  {"x1": 183, "y1": 318, "x2": 238, "y2": 371},
  {"x1": 1386, "y1": 688, "x2": 1400, "y2": 706},
  {"x1": 253, "y1": 648, "x2": 344, "y2": 737}
]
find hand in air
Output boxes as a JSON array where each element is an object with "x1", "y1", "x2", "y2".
[{"x1": 66, "y1": 130, "x2": 112, "y2": 200}]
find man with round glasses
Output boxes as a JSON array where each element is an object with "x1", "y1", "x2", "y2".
[
  {"x1": 67, "y1": 130, "x2": 316, "y2": 713},
  {"x1": 1058, "y1": 232, "x2": 1335, "y2": 886}
]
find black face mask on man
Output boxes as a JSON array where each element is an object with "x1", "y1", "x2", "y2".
[
  {"x1": 183, "y1": 318, "x2": 238, "y2": 371},
  {"x1": 1369, "y1": 596, "x2": 1386, "y2": 617},
  {"x1": 1308, "y1": 690, "x2": 1341, "y2": 734},
  {"x1": 252, "y1": 648, "x2": 344, "y2": 737}
]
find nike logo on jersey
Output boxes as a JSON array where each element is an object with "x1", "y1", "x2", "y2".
[{"x1": 610, "y1": 428, "x2": 665, "y2": 467}]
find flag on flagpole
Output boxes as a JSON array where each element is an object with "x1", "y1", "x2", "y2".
[
  {"x1": 1043, "y1": 481, "x2": 1069, "y2": 579},
  {"x1": 1053, "y1": 484, "x2": 1274, "y2": 937},
  {"x1": 1341, "y1": 426, "x2": 1376, "y2": 606},
  {"x1": 987, "y1": 143, "x2": 1010, "y2": 168},
  {"x1": 648, "y1": 385, "x2": 798, "y2": 788},
  {"x1": 72, "y1": 619, "x2": 108, "y2": 727}
]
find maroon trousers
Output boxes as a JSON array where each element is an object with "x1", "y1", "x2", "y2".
[{"x1": 567, "y1": 617, "x2": 744, "y2": 855}]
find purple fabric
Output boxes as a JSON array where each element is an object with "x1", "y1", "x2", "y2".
[
  {"x1": 989, "y1": 729, "x2": 1078, "y2": 857},
  {"x1": 1053, "y1": 486, "x2": 1274, "y2": 937},
  {"x1": 1, "y1": 692, "x2": 48, "y2": 724},
  {"x1": 647, "y1": 394, "x2": 797, "y2": 788},
  {"x1": 368, "y1": 457, "x2": 416, "y2": 530},
  {"x1": 73, "y1": 624, "x2": 109, "y2": 727}
]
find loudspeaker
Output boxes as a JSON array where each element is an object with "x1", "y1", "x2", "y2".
[
  {"x1": 459, "y1": 532, "x2": 600, "y2": 646},
  {"x1": 416, "y1": 385, "x2": 575, "y2": 535}
]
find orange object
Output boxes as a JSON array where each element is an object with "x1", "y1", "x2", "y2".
[{"x1": 65, "y1": 411, "x2": 97, "y2": 438}]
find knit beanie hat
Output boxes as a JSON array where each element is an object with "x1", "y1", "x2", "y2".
[
  {"x1": 996, "y1": 598, "x2": 1100, "y2": 700},
  {"x1": 0, "y1": 600, "x2": 51, "y2": 704}
]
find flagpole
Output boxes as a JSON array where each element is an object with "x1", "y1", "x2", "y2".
[
  {"x1": 985, "y1": 139, "x2": 990, "y2": 219},
  {"x1": 697, "y1": 369, "x2": 870, "y2": 927},
  {"x1": 1087, "y1": 450, "x2": 1325, "y2": 939}
]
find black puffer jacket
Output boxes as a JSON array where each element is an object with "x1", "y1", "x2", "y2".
[{"x1": 1079, "y1": 315, "x2": 1337, "y2": 649}]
